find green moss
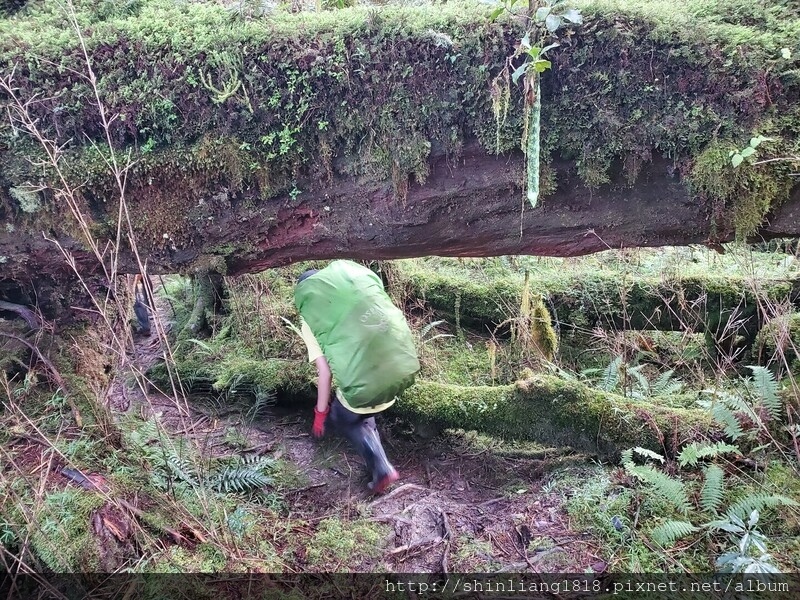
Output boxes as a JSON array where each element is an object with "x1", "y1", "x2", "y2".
[
  {"x1": 306, "y1": 518, "x2": 388, "y2": 571},
  {"x1": 9, "y1": 186, "x2": 41, "y2": 213},
  {"x1": 395, "y1": 374, "x2": 715, "y2": 459},
  {"x1": 26, "y1": 489, "x2": 106, "y2": 571},
  {"x1": 392, "y1": 257, "x2": 794, "y2": 351},
  {"x1": 2, "y1": 0, "x2": 797, "y2": 240},
  {"x1": 691, "y1": 141, "x2": 793, "y2": 240}
]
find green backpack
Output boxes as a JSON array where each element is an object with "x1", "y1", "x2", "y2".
[{"x1": 294, "y1": 260, "x2": 420, "y2": 409}]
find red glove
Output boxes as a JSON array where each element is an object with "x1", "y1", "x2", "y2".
[{"x1": 312, "y1": 407, "x2": 329, "y2": 438}]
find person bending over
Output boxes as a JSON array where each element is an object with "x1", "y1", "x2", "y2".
[{"x1": 296, "y1": 268, "x2": 401, "y2": 494}]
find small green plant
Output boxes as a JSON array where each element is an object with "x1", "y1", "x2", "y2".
[
  {"x1": 713, "y1": 510, "x2": 781, "y2": 576},
  {"x1": 697, "y1": 366, "x2": 783, "y2": 442},
  {"x1": 211, "y1": 455, "x2": 274, "y2": 494},
  {"x1": 729, "y1": 135, "x2": 773, "y2": 168},
  {"x1": 0, "y1": 521, "x2": 17, "y2": 547},
  {"x1": 488, "y1": 0, "x2": 582, "y2": 208},
  {"x1": 589, "y1": 355, "x2": 683, "y2": 400}
]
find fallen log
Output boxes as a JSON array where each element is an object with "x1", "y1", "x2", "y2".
[
  {"x1": 393, "y1": 375, "x2": 717, "y2": 460},
  {"x1": 392, "y1": 260, "x2": 799, "y2": 352}
]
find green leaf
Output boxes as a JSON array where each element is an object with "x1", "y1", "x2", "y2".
[
  {"x1": 511, "y1": 63, "x2": 528, "y2": 84},
  {"x1": 747, "y1": 365, "x2": 782, "y2": 419},
  {"x1": 520, "y1": 32, "x2": 531, "y2": 49},
  {"x1": 706, "y1": 520, "x2": 744, "y2": 534},
  {"x1": 599, "y1": 356, "x2": 622, "y2": 391},
  {"x1": 782, "y1": 48, "x2": 792, "y2": 59},
  {"x1": 700, "y1": 464, "x2": 725, "y2": 515},
  {"x1": 748, "y1": 509, "x2": 760, "y2": 528},
  {"x1": 535, "y1": 6, "x2": 551, "y2": 22},
  {"x1": 625, "y1": 464, "x2": 691, "y2": 514},
  {"x1": 545, "y1": 14, "x2": 561, "y2": 32},
  {"x1": 533, "y1": 59, "x2": 552, "y2": 73},
  {"x1": 731, "y1": 154, "x2": 744, "y2": 168},
  {"x1": 561, "y1": 8, "x2": 583, "y2": 24},
  {"x1": 740, "y1": 146, "x2": 755, "y2": 158},
  {"x1": 749, "y1": 136, "x2": 764, "y2": 148},
  {"x1": 489, "y1": 6, "x2": 505, "y2": 21},
  {"x1": 526, "y1": 46, "x2": 542, "y2": 59},
  {"x1": 540, "y1": 42, "x2": 561, "y2": 54}
]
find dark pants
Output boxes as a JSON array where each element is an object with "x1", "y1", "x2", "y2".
[{"x1": 328, "y1": 395, "x2": 395, "y2": 485}]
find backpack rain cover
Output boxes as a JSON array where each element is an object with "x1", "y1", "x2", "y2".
[{"x1": 294, "y1": 260, "x2": 420, "y2": 408}]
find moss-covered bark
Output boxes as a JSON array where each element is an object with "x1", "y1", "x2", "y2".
[
  {"x1": 0, "y1": 0, "x2": 798, "y2": 296},
  {"x1": 393, "y1": 375, "x2": 715, "y2": 460}
]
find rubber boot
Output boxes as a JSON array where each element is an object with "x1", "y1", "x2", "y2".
[{"x1": 362, "y1": 423, "x2": 398, "y2": 493}]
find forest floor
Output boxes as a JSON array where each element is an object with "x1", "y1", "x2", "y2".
[{"x1": 98, "y1": 295, "x2": 604, "y2": 573}]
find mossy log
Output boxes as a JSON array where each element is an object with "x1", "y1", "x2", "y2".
[
  {"x1": 754, "y1": 313, "x2": 800, "y2": 373},
  {"x1": 1, "y1": 0, "x2": 799, "y2": 320},
  {"x1": 393, "y1": 262, "x2": 798, "y2": 351},
  {"x1": 394, "y1": 375, "x2": 716, "y2": 460}
]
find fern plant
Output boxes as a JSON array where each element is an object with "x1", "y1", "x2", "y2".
[
  {"x1": 621, "y1": 445, "x2": 798, "y2": 551},
  {"x1": 210, "y1": 455, "x2": 274, "y2": 494},
  {"x1": 592, "y1": 356, "x2": 683, "y2": 399},
  {"x1": 697, "y1": 366, "x2": 784, "y2": 441}
]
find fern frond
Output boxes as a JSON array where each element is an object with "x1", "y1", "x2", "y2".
[
  {"x1": 620, "y1": 448, "x2": 634, "y2": 468},
  {"x1": 188, "y1": 338, "x2": 215, "y2": 354},
  {"x1": 239, "y1": 454, "x2": 276, "y2": 470},
  {"x1": 420, "y1": 319, "x2": 447, "y2": 338},
  {"x1": 625, "y1": 464, "x2": 691, "y2": 514},
  {"x1": 747, "y1": 365, "x2": 782, "y2": 420},
  {"x1": 213, "y1": 466, "x2": 272, "y2": 493},
  {"x1": 700, "y1": 464, "x2": 725, "y2": 515},
  {"x1": 726, "y1": 494, "x2": 799, "y2": 522},
  {"x1": 628, "y1": 365, "x2": 650, "y2": 397},
  {"x1": 633, "y1": 447, "x2": 665, "y2": 463},
  {"x1": 650, "y1": 520, "x2": 699, "y2": 547},
  {"x1": 699, "y1": 394, "x2": 747, "y2": 440},
  {"x1": 599, "y1": 356, "x2": 622, "y2": 392},
  {"x1": 678, "y1": 442, "x2": 741, "y2": 468},
  {"x1": 166, "y1": 454, "x2": 199, "y2": 487},
  {"x1": 652, "y1": 369, "x2": 683, "y2": 396},
  {"x1": 720, "y1": 392, "x2": 764, "y2": 429}
]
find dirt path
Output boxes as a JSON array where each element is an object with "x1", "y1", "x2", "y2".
[{"x1": 105, "y1": 295, "x2": 603, "y2": 574}]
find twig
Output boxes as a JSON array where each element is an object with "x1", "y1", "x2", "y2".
[
  {"x1": 0, "y1": 300, "x2": 42, "y2": 330},
  {"x1": 389, "y1": 535, "x2": 442, "y2": 556},
  {"x1": 440, "y1": 510, "x2": 452, "y2": 574},
  {"x1": 478, "y1": 496, "x2": 507, "y2": 508},
  {"x1": 786, "y1": 405, "x2": 800, "y2": 467},
  {"x1": 285, "y1": 482, "x2": 327, "y2": 494},
  {"x1": 370, "y1": 483, "x2": 428, "y2": 507}
]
